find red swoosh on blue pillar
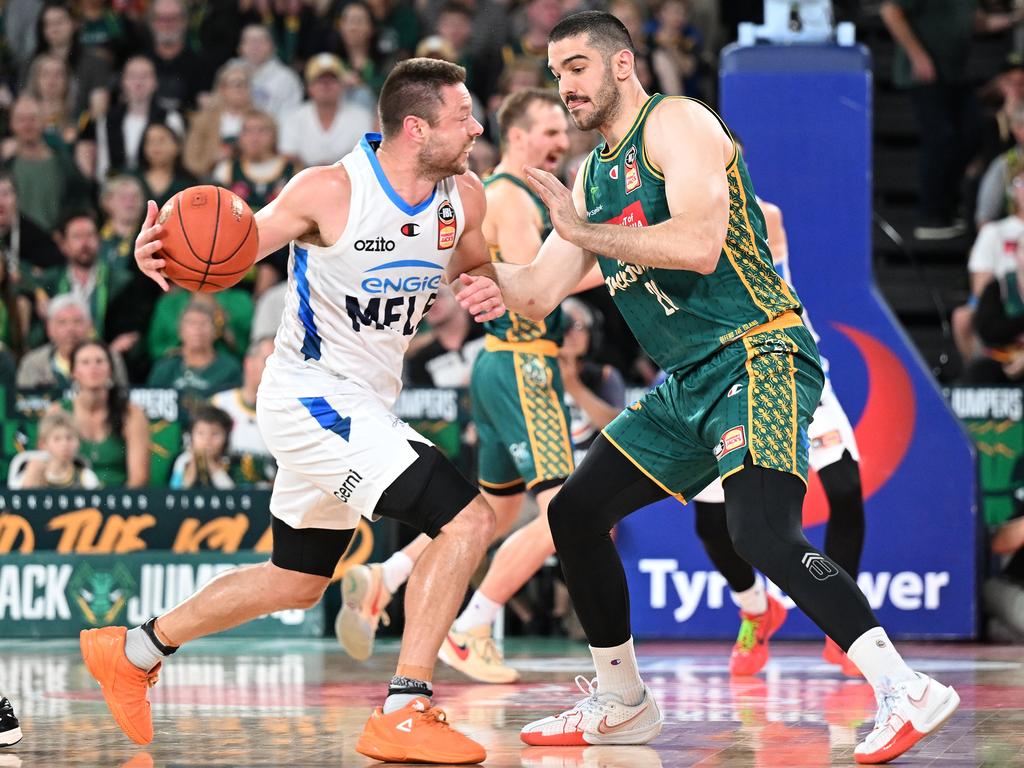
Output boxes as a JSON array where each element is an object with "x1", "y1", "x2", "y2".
[{"x1": 802, "y1": 324, "x2": 916, "y2": 527}]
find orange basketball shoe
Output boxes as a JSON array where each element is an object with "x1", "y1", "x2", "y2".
[
  {"x1": 823, "y1": 637, "x2": 864, "y2": 677},
  {"x1": 80, "y1": 626, "x2": 161, "y2": 745},
  {"x1": 729, "y1": 595, "x2": 787, "y2": 676},
  {"x1": 355, "y1": 696, "x2": 486, "y2": 764}
]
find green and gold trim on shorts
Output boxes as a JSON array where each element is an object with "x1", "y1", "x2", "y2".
[
  {"x1": 472, "y1": 340, "x2": 574, "y2": 493},
  {"x1": 601, "y1": 315, "x2": 823, "y2": 503},
  {"x1": 513, "y1": 350, "x2": 574, "y2": 488}
]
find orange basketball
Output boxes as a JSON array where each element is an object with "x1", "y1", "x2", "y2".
[{"x1": 157, "y1": 185, "x2": 259, "y2": 293}]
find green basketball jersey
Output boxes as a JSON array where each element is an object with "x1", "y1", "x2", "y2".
[
  {"x1": 581, "y1": 94, "x2": 802, "y2": 375},
  {"x1": 483, "y1": 173, "x2": 564, "y2": 345}
]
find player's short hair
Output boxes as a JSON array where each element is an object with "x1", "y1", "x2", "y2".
[
  {"x1": 497, "y1": 88, "x2": 564, "y2": 143},
  {"x1": 550, "y1": 10, "x2": 635, "y2": 56},
  {"x1": 190, "y1": 404, "x2": 233, "y2": 436},
  {"x1": 378, "y1": 57, "x2": 467, "y2": 139}
]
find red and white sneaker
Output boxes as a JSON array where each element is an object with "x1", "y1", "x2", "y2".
[
  {"x1": 520, "y1": 676, "x2": 662, "y2": 746},
  {"x1": 730, "y1": 595, "x2": 787, "y2": 676},
  {"x1": 854, "y1": 673, "x2": 959, "y2": 764}
]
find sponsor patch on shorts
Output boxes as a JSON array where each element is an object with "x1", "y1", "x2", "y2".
[{"x1": 714, "y1": 426, "x2": 746, "y2": 460}]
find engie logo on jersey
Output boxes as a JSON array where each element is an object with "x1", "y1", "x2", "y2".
[
  {"x1": 437, "y1": 200, "x2": 457, "y2": 250},
  {"x1": 360, "y1": 259, "x2": 444, "y2": 294}
]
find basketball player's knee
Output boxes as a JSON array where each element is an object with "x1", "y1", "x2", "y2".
[
  {"x1": 445, "y1": 496, "x2": 495, "y2": 551},
  {"x1": 820, "y1": 453, "x2": 863, "y2": 508},
  {"x1": 264, "y1": 564, "x2": 330, "y2": 610},
  {"x1": 547, "y1": 482, "x2": 599, "y2": 551}
]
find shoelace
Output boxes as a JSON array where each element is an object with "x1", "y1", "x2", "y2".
[
  {"x1": 419, "y1": 705, "x2": 453, "y2": 730},
  {"x1": 872, "y1": 684, "x2": 898, "y2": 731},
  {"x1": 474, "y1": 635, "x2": 505, "y2": 664},
  {"x1": 567, "y1": 675, "x2": 605, "y2": 716},
  {"x1": 735, "y1": 617, "x2": 759, "y2": 652}
]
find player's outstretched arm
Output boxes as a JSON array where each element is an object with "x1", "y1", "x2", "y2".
[
  {"x1": 254, "y1": 165, "x2": 351, "y2": 257},
  {"x1": 132, "y1": 166, "x2": 351, "y2": 292},
  {"x1": 461, "y1": 167, "x2": 595, "y2": 321},
  {"x1": 525, "y1": 99, "x2": 729, "y2": 274}
]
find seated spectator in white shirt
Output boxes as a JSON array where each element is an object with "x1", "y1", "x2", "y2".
[
  {"x1": 237, "y1": 24, "x2": 303, "y2": 124},
  {"x1": 278, "y1": 53, "x2": 375, "y2": 168},
  {"x1": 955, "y1": 172, "x2": 1024, "y2": 365}
]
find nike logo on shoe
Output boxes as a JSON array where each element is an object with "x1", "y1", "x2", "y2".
[
  {"x1": 907, "y1": 682, "x2": 931, "y2": 708},
  {"x1": 446, "y1": 635, "x2": 470, "y2": 661},
  {"x1": 596, "y1": 704, "x2": 649, "y2": 734}
]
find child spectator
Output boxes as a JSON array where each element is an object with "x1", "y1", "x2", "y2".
[
  {"x1": 169, "y1": 404, "x2": 234, "y2": 489},
  {"x1": 19, "y1": 410, "x2": 102, "y2": 489}
]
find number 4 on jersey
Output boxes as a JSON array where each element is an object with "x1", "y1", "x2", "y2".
[{"x1": 645, "y1": 279, "x2": 679, "y2": 316}]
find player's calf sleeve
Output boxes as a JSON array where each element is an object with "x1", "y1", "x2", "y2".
[
  {"x1": 548, "y1": 435, "x2": 666, "y2": 648},
  {"x1": 722, "y1": 457, "x2": 878, "y2": 650},
  {"x1": 694, "y1": 501, "x2": 758, "y2": 593},
  {"x1": 819, "y1": 451, "x2": 866, "y2": 578}
]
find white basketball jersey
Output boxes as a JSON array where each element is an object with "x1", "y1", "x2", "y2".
[{"x1": 263, "y1": 133, "x2": 466, "y2": 406}]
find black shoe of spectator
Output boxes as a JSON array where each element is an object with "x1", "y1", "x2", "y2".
[
  {"x1": 0, "y1": 698, "x2": 21, "y2": 747},
  {"x1": 914, "y1": 217, "x2": 967, "y2": 240}
]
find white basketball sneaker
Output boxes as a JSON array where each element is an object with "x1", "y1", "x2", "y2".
[
  {"x1": 520, "y1": 676, "x2": 663, "y2": 746},
  {"x1": 334, "y1": 564, "x2": 392, "y2": 661},
  {"x1": 854, "y1": 673, "x2": 960, "y2": 764}
]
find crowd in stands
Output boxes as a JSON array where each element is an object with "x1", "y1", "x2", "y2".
[{"x1": 0, "y1": 0, "x2": 733, "y2": 494}]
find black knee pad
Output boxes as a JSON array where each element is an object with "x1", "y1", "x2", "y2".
[
  {"x1": 374, "y1": 441, "x2": 479, "y2": 538},
  {"x1": 723, "y1": 459, "x2": 810, "y2": 572},
  {"x1": 271, "y1": 516, "x2": 355, "y2": 578}
]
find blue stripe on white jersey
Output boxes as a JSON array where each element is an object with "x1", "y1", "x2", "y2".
[{"x1": 293, "y1": 246, "x2": 322, "y2": 361}]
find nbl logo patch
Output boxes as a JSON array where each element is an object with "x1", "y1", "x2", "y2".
[
  {"x1": 437, "y1": 200, "x2": 456, "y2": 250},
  {"x1": 624, "y1": 145, "x2": 642, "y2": 194}
]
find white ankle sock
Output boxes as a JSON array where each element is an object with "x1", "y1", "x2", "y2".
[
  {"x1": 590, "y1": 637, "x2": 646, "y2": 707},
  {"x1": 452, "y1": 591, "x2": 502, "y2": 633},
  {"x1": 381, "y1": 551, "x2": 414, "y2": 594},
  {"x1": 846, "y1": 627, "x2": 916, "y2": 690},
  {"x1": 734, "y1": 576, "x2": 768, "y2": 615},
  {"x1": 124, "y1": 626, "x2": 165, "y2": 672}
]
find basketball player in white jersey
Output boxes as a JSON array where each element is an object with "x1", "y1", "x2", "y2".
[
  {"x1": 692, "y1": 199, "x2": 866, "y2": 678},
  {"x1": 80, "y1": 59, "x2": 507, "y2": 765},
  {"x1": 335, "y1": 89, "x2": 580, "y2": 685}
]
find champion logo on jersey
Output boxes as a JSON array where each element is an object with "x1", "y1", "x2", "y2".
[
  {"x1": 437, "y1": 200, "x2": 457, "y2": 250},
  {"x1": 624, "y1": 145, "x2": 641, "y2": 194},
  {"x1": 401, "y1": 222, "x2": 420, "y2": 237},
  {"x1": 609, "y1": 166, "x2": 619, "y2": 180}
]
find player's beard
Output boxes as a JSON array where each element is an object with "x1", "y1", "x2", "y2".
[
  {"x1": 418, "y1": 140, "x2": 472, "y2": 180},
  {"x1": 570, "y1": 64, "x2": 622, "y2": 132}
]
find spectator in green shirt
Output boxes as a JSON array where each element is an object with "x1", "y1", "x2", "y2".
[
  {"x1": 147, "y1": 286, "x2": 253, "y2": 363},
  {"x1": 147, "y1": 301, "x2": 242, "y2": 421}
]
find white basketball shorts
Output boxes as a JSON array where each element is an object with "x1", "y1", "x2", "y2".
[{"x1": 257, "y1": 377, "x2": 431, "y2": 531}]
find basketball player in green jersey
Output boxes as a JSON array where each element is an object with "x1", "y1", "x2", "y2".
[
  {"x1": 336, "y1": 89, "x2": 588, "y2": 683},
  {"x1": 459, "y1": 11, "x2": 959, "y2": 763}
]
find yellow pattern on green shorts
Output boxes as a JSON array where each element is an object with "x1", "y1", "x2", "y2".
[
  {"x1": 513, "y1": 352, "x2": 574, "y2": 483},
  {"x1": 743, "y1": 331, "x2": 799, "y2": 476}
]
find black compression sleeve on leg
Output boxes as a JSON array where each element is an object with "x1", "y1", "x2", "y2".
[
  {"x1": 820, "y1": 451, "x2": 866, "y2": 578},
  {"x1": 722, "y1": 457, "x2": 878, "y2": 650},
  {"x1": 548, "y1": 434, "x2": 668, "y2": 648},
  {"x1": 694, "y1": 501, "x2": 757, "y2": 593}
]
